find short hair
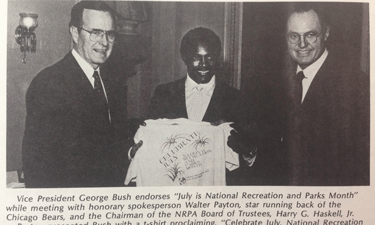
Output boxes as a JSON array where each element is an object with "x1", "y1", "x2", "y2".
[
  {"x1": 69, "y1": 1, "x2": 116, "y2": 28},
  {"x1": 286, "y1": 3, "x2": 330, "y2": 29},
  {"x1": 180, "y1": 27, "x2": 222, "y2": 61}
]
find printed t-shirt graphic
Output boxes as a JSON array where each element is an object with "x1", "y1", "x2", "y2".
[{"x1": 125, "y1": 118, "x2": 239, "y2": 186}]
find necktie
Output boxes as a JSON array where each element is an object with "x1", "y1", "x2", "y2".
[
  {"x1": 188, "y1": 85, "x2": 204, "y2": 121},
  {"x1": 295, "y1": 71, "x2": 305, "y2": 104},
  {"x1": 93, "y1": 71, "x2": 107, "y2": 102},
  {"x1": 92, "y1": 71, "x2": 110, "y2": 122}
]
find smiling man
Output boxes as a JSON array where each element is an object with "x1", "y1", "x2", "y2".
[
  {"x1": 22, "y1": 1, "x2": 131, "y2": 188},
  {"x1": 282, "y1": 3, "x2": 369, "y2": 185},
  {"x1": 149, "y1": 27, "x2": 235, "y2": 123},
  {"x1": 147, "y1": 27, "x2": 258, "y2": 185}
]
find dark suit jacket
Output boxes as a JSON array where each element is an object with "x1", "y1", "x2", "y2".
[
  {"x1": 148, "y1": 77, "x2": 258, "y2": 185},
  {"x1": 282, "y1": 51, "x2": 370, "y2": 186},
  {"x1": 22, "y1": 52, "x2": 130, "y2": 188},
  {"x1": 148, "y1": 77, "x2": 246, "y2": 123}
]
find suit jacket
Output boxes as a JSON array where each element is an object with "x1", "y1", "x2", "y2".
[
  {"x1": 148, "y1": 77, "x2": 246, "y2": 123},
  {"x1": 148, "y1": 77, "x2": 258, "y2": 185},
  {"x1": 22, "y1": 52, "x2": 129, "y2": 188},
  {"x1": 282, "y1": 51, "x2": 370, "y2": 186}
]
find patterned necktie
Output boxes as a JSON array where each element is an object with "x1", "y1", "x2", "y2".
[
  {"x1": 188, "y1": 85, "x2": 204, "y2": 121},
  {"x1": 92, "y1": 71, "x2": 110, "y2": 122},
  {"x1": 295, "y1": 71, "x2": 305, "y2": 104},
  {"x1": 93, "y1": 71, "x2": 107, "y2": 101}
]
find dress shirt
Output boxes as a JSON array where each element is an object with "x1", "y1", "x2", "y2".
[
  {"x1": 71, "y1": 49, "x2": 108, "y2": 102},
  {"x1": 296, "y1": 49, "x2": 328, "y2": 103},
  {"x1": 185, "y1": 74, "x2": 216, "y2": 121}
]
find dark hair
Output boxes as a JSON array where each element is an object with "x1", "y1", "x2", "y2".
[
  {"x1": 69, "y1": 1, "x2": 116, "y2": 28},
  {"x1": 180, "y1": 27, "x2": 221, "y2": 61},
  {"x1": 286, "y1": 3, "x2": 330, "y2": 29}
]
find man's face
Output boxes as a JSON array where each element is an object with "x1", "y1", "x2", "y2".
[
  {"x1": 184, "y1": 42, "x2": 220, "y2": 84},
  {"x1": 286, "y1": 10, "x2": 329, "y2": 69},
  {"x1": 72, "y1": 9, "x2": 115, "y2": 69}
]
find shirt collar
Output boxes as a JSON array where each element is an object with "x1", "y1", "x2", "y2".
[
  {"x1": 297, "y1": 48, "x2": 328, "y2": 78},
  {"x1": 185, "y1": 73, "x2": 216, "y2": 95},
  {"x1": 72, "y1": 49, "x2": 100, "y2": 79}
]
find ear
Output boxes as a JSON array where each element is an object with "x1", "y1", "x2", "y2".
[
  {"x1": 324, "y1": 26, "x2": 330, "y2": 41},
  {"x1": 70, "y1": 26, "x2": 79, "y2": 44}
]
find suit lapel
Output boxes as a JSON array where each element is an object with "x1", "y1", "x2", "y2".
[
  {"x1": 174, "y1": 77, "x2": 188, "y2": 118},
  {"x1": 65, "y1": 52, "x2": 111, "y2": 130},
  {"x1": 64, "y1": 52, "x2": 94, "y2": 97},
  {"x1": 202, "y1": 82, "x2": 222, "y2": 122},
  {"x1": 301, "y1": 54, "x2": 333, "y2": 108}
]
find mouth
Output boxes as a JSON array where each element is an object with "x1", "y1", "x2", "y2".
[
  {"x1": 94, "y1": 49, "x2": 108, "y2": 54},
  {"x1": 297, "y1": 50, "x2": 312, "y2": 55},
  {"x1": 198, "y1": 70, "x2": 209, "y2": 75}
]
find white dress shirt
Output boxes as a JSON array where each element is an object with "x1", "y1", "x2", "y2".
[
  {"x1": 297, "y1": 49, "x2": 329, "y2": 103},
  {"x1": 185, "y1": 74, "x2": 216, "y2": 121}
]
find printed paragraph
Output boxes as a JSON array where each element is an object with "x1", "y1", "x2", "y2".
[{"x1": 3, "y1": 191, "x2": 365, "y2": 225}]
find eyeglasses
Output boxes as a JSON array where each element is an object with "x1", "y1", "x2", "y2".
[
  {"x1": 80, "y1": 27, "x2": 116, "y2": 43},
  {"x1": 287, "y1": 32, "x2": 321, "y2": 44}
]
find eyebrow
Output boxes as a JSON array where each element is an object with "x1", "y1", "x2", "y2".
[
  {"x1": 288, "y1": 31, "x2": 318, "y2": 35},
  {"x1": 90, "y1": 28, "x2": 116, "y2": 32}
]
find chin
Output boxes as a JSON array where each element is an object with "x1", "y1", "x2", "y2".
[
  {"x1": 93, "y1": 57, "x2": 108, "y2": 64},
  {"x1": 200, "y1": 77, "x2": 213, "y2": 84}
]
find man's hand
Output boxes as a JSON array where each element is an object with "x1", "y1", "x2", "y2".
[
  {"x1": 127, "y1": 118, "x2": 146, "y2": 136},
  {"x1": 227, "y1": 128, "x2": 257, "y2": 158},
  {"x1": 130, "y1": 140, "x2": 143, "y2": 159},
  {"x1": 126, "y1": 119, "x2": 146, "y2": 160},
  {"x1": 126, "y1": 118, "x2": 146, "y2": 144}
]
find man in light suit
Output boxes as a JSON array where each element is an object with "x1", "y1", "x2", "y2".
[
  {"x1": 281, "y1": 3, "x2": 369, "y2": 185},
  {"x1": 22, "y1": 1, "x2": 134, "y2": 188},
  {"x1": 147, "y1": 27, "x2": 258, "y2": 185}
]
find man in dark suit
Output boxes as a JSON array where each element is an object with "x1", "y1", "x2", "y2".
[
  {"x1": 147, "y1": 27, "x2": 258, "y2": 185},
  {"x1": 281, "y1": 3, "x2": 369, "y2": 185},
  {"x1": 22, "y1": 1, "x2": 133, "y2": 188}
]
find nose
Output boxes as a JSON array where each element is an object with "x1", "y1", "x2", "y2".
[
  {"x1": 298, "y1": 35, "x2": 308, "y2": 48},
  {"x1": 99, "y1": 33, "x2": 109, "y2": 46},
  {"x1": 199, "y1": 56, "x2": 207, "y2": 67}
]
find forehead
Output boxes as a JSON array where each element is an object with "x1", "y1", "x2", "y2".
[
  {"x1": 189, "y1": 41, "x2": 217, "y2": 55},
  {"x1": 287, "y1": 10, "x2": 322, "y2": 33},
  {"x1": 82, "y1": 9, "x2": 115, "y2": 30}
]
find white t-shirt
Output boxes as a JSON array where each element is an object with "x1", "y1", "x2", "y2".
[{"x1": 125, "y1": 118, "x2": 239, "y2": 186}]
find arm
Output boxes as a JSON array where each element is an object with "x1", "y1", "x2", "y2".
[
  {"x1": 148, "y1": 85, "x2": 165, "y2": 119},
  {"x1": 22, "y1": 72, "x2": 69, "y2": 187}
]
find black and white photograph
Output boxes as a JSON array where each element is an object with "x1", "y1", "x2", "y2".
[
  {"x1": 7, "y1": 1, "x2": 369, "y2": 188},
  {"x1": 6, "y1": 1, "x2": 370, "y2": 188},
  {"x1": 2, "y1": 0, "x2": 373, "y2": 224}
]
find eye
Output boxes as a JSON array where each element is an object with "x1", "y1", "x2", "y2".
[
  {"x1": 91, "y1": 30, "x2": 102, "y2": 37},
  {"x1": 289, "y1": 34, "x2": 299, "y2": 40},
  {"x1": 306, "y1": 32, "x2": 317, "y2": 38},
  {"x1": 193, "y1": 55, "x2": 200, "y2": 61},
  {"x1": 107, "y1": 31, "x2": 116, "y2": 39}
]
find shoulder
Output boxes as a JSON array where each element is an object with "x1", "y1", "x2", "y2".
[
  {"x1": 154, "y1": 77, "x2": 186, "y2": 94},
  {"x1": 324, "y1": 48, "x2": 368, "y2": 85},
  {"x1": 215, "y1": 81, "x2": 240, "y2": 96},
  {"x1": 31, "y1": 53, "x2": 77, "y2": 85},
  {"x1": 27, "y1": 53, "x2": 80, "y2": 96}
]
